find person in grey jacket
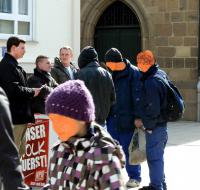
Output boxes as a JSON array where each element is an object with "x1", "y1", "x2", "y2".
[
  {"x1": 51, "y1": 46, "x2": 78, "y2": 84},
  {"x1": 76, "y1": 46, "x2": 116, "y2": 126},
  {"x1": 0, "y1": 87, "x2": 29, "y2": 190}
]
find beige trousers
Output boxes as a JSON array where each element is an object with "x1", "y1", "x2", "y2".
[{"x1": 13, "y1": 124, "x2": 27, "y2": 157}]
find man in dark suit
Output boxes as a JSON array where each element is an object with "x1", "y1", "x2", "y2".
[{"x1": 0, "y1": 36, "x2": 41, "y2": 156}]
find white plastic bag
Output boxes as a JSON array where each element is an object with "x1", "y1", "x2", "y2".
[{"x1": 129, "y1": 128, "x2": 146, "y2": 165}]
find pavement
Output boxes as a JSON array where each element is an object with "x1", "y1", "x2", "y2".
[{"x1": 126, "y1": 121, "x2": 200, "y2": 190}]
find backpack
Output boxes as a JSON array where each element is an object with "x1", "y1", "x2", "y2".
[{"x1": 155, "y1": 75, "x2": 185, "y2": 121}]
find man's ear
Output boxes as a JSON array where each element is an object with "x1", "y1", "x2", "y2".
[{"x1": 10, "y1": 45, "x2": 16, "y2": 53}]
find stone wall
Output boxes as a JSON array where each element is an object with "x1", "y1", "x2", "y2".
[{"x1": 81, "y1": 0, "x2": 199, "y2": 120}]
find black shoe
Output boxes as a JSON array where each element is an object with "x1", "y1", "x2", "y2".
[{"x1": 138, "y1": 186, "x2": 156, "y2": 190}]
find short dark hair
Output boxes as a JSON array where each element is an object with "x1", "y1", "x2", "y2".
[
  {"x1": 7, "y1": 36, "x2": 25, "y2": 52},
  {"x1": 35, "y1": 55, "x2": 49, "y2": 65}
]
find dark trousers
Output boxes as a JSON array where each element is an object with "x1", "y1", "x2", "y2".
[
  {"x1": 145, "y1": 125, "x2": 168, "y2": 190},
  {"x1": 107, "y1": 119, "x2": 141, "y2": 182}
]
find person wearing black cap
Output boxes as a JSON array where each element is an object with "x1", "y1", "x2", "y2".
[
  {"x1": 105, "y1": 48, "x2": 142, "y2": 188},
  {"x1": 76, "y1": 46, "x2": 116, "y2": 127}
]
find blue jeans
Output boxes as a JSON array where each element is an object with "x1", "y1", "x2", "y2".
[
  {"x1": 107, "y1": 122, "x2": 141, "y2": 182},
  {"x1": 145, "y1": 125, "x2": 168, "y2": 190}
]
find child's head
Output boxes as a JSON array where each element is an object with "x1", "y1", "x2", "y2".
[{"x1": 45, "y1": 80, "x2": 95, "y2": 141}]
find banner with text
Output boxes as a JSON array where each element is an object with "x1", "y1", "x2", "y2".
[{"x1": 22, "y1": 116, "x2": 49, "y2": 187}]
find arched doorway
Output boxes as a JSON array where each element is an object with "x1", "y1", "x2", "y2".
[{"x1": 94, "y1": 1, "x2": 141, "y2": 64}]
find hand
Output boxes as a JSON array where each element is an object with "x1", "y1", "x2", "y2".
[
  {"x1": 134, "y1": 119, "x2": 143, "y2": 128},
  {"x1": 33, "y1": 88, "x2": 41, "y2": 97}
]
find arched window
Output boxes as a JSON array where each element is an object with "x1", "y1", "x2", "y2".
[
  {"x1": 94, "y1": 1, "x2": 141, "y2": 64},
  {"x1": 96, "y1": 1, "x2": 139, "y2": 27}
]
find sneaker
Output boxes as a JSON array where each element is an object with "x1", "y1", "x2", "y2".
[
  {"x1": 138, "y1": 186, "x2": 156, "y2": 190},
  {"x1": 126, "y1": 179, "x2": 140, "y2": 188}
]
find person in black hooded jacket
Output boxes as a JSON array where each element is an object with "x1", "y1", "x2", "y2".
[
  {"x1": 28, "y1": 55, "x2": 58, "y2": 114},
  {"x1": 76, "y1": 46, "x2": 116, "y2": 126}
]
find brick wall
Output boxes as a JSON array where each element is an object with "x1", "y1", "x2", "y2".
[
  {"x1": 81, "y1": 0, "x2": 199, "y2": 120},
  {"x1": 141, "y1": 0, "x2": 199, "y2": 120}
]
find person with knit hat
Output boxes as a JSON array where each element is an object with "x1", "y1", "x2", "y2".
[
  {"x1": 76, "y1": 46, "x2": 115, "y2": 126},
  {"x1": 136, "y1": 50, "x2": 168, "y2": 190},
  {"x1": 105, "y1": 48, "x2": 142, "y2": 188},
  {"x1": 43, "y1": 80, "x2": 126, "y2": 190}
]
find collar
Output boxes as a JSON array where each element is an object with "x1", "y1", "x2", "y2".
[
  {"x1": 112, "y1": 59, "x2": 130, "y2": 80},
  {"x1": 54, "y1": 57, "x2": 75, "y2": 70},
  {"x1": 34, "y1": 68, "x2": 51, "y2": 81},
  {"x1": 53, "y1": 124, "x2": 94, "y2": 151},
  {"x1": 52, "y1": 123, "x2": 126, "y2": 167},
  {"x1": 140, "y1": 64, "x2": 158, "y2": 82},
  {"x1": 4, "y1": 53, "x2": 18, "y2": 66}
]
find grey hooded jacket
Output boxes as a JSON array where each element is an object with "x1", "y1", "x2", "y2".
[{"x1": 51, "y1": 57, "x2": 78, "y2": 84}]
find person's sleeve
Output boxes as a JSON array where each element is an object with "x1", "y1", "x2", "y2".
[
  {"x1": 38, "y1": 86, "x2": 53, "y2": 99},
  {"x1": 50, "y1": 69, "x2": 59, "y2": 84},
  {"x1": 51, "y1": 77, "x2": 58, "y2": 88},
  {"x1": 0, "y1": 89, "x2": 29, "y2": 190},
  {"x1": 1, "y1": 76, "x2": 34, "y2": 99},
  {"x1": 38, "y1": 77, "x2": 58, "y2": 99},
  {"x1": 142, "y1": 79, "x2": 161, "y2": 129},
  {"x1": 96, "y1": 155, "x2": 126, "y2": 190},
  {"x1": 109, "y1": 73, "x2": 116, "y2": 106}
]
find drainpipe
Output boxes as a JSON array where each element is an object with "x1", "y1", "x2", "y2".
[{"x1": 197, "y1": 0, "x2": 200, "y2": 121}]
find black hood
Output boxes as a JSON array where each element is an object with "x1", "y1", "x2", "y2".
[{"x1": 78, "y1": 46, "x2": 98, "y2": 68}]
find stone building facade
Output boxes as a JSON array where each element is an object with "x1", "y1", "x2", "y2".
[{"x1": 81, "y1": 0, "x2": 199, "y2": 121}]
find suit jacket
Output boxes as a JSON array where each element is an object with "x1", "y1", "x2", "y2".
[{"x1": 0, "y1": 53, "x2": 34, "y2": 124}]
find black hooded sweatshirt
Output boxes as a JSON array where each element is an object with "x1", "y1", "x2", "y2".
[{"x1": 76, "y1": 46, "x2": 116, "y2": 126}]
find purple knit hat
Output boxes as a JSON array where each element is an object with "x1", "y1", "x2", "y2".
[{"x1": 45, "y1": 80, "x2": 95, "y2": 122}]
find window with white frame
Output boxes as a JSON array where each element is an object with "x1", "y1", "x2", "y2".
[{"x1": 0, "y1": 0, "x2": 33, "y2": 40}]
